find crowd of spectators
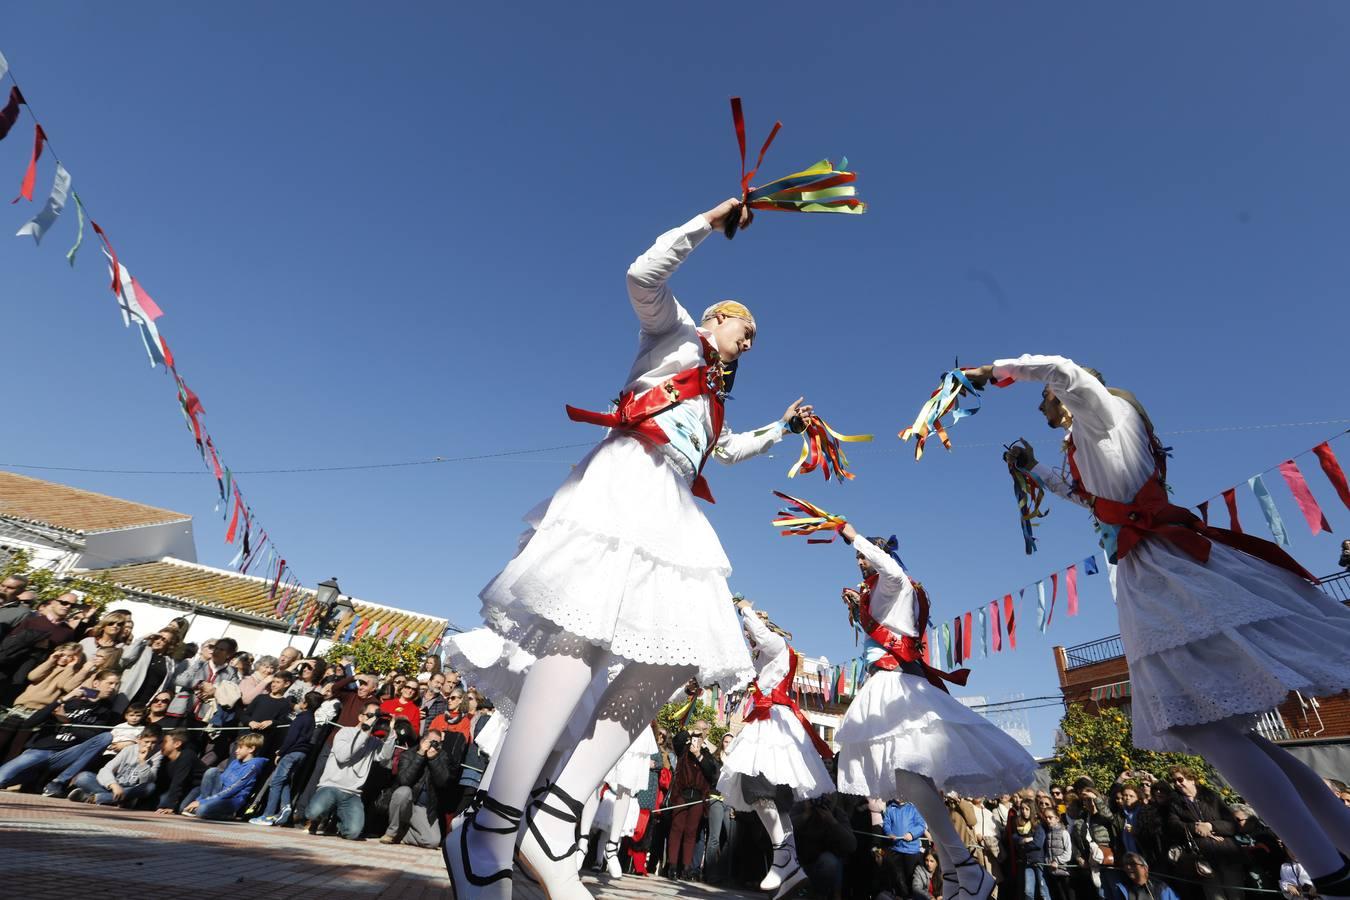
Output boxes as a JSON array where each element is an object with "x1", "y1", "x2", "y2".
[{"x1": 3, "y1": 577, "x2": 1350, "y2": 900}]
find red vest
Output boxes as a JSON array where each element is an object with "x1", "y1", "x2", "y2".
[
  {"x1": 744, "y1": 645, "x2": 834, "y2": 761},
  {"x1": 1066, "y1": 437, "x2": 1314, "y2": 582},
  {"x1": 566, "y1": 334, "x2": 727, "y2": 503},
  {"x1": 858, "y1": 573, "x2": 970, "y2": 693}
]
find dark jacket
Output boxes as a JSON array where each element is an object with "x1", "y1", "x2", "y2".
[
  {"x1": 396, "y1": 733, "x2": 464, "y2": 813},
  {"x1": 670, "y1": 746, "x2": 717, "y2": 805},
  {"x1": 792, "y1": 797, "x2": 858, "y2": 865},
  {"x1": 1165, "y1": 787, "x2": 1242, "y2": 867},
  {"x1": 25, "y1": 696, "x2": 119, "y2": 750},
  {"x1": 276, "y1": 709, "x2": 317, "y2": 758},
  {"x1": 155, "y1": 747, "x2": 206, "y2": 811}
]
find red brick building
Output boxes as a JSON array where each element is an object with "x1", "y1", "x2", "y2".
[{"x1": 1053, "y1": 570, "x2": 1350, "y2": 743}]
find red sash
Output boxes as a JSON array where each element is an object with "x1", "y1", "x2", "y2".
[
  {"x1": 744, "y1": 646, "x2": 835, "y2": 761},
  {"x1": 858, "y1": 573, "x2": 970, "y2": 693},
  {"x1": 1067, "y1": 440, "x2": 1314, "y2": 583},
  {"x1": 566, "y1": 334, "x2": 727, "y2": 503}
]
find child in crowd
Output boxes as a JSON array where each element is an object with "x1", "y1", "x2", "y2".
[
  {"x1": 40, "y1": 701, "x2": 147, "y2": 796},
  {"x1": 181, "y1": 732, "x2": 267, "y2": 820},
  {"x1": 67, "y1": 725, "x2": 162, "y2": 806}
]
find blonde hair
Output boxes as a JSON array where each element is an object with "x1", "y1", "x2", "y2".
[
  {"x1": 237, "y1": 733, "x2": 265, "y2": 753},
  {"x1": 701, "y1": 300, "x2": 756, "y2": 330}
]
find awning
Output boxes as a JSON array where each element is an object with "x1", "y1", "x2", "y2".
[{"x1": 1090, "y1": 681, "x2": 1131, "y2": 701}]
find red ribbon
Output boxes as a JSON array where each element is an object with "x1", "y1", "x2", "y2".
[
  {"x1": 962, "y1": 611, "x2": 973, "y2": 660},
  {"x1": 0, "y1": 86, "x2": 24, "y2": 141},
  {"x1": 744, "y1": 648, "x2": 834, "y2": 761},
  {"x1": 1222, "y1": 487, "x2": 1242, "y2": 533},
  {"x1": 1314, "y1": 442, "x2": 1350, "y2": 512},
  {"x1": 225, "y1": 494, "x2": 240, "y2": 543},
  {"x1": 1196, "y1": 500, "x2": 1209, "y2": 524},
  {"x1": 1066, "y1": 564, "x2": 1079, "y2": 616},
  {"x1": 859, "y1": 575, "x2": 970, "y2": 692},
  {"x1": 12, "y1": 123, "x2": 45, "y2": 204},
  {"x1": 990, "y1": 600, "x2": 1003, "y2": 652},
  {"x1": 1279, "y1": 459, "x2": 1332, "y2": 535},
  {"x1": 1046, "y1": 571, "x2": 1059, "y2": 628},
  {"x1": 729, "y1": 97, "x2": 781, "y2": 199},
  {"x1": 89, "y1": 220, "x2": 123, "y2": 296},
  {"x1": 1003, "y1": 593, "x2": 1017, "y2": 650}
]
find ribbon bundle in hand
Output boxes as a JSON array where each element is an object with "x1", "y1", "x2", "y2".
[
  {"x1": 772, "y1": 490, "x2": 848, "y2": 543},
  {"x1": 898, "y1": 368, "x2": 987, "y2": 460},
  {"x1": 788, "y1": 414, "x2": 873, "y2": 482},
  {"x1": 723, "y1": 97, "x2": 867, "y2": 238},
  {"x1": 1005, "y1": 444, "x2": 1048, "y2": 555}
]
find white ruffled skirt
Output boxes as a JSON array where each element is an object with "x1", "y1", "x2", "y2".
[
  {"x1": 606, "y1": 726, "x2": 660, "y2": 793},
  {"x1": 476, "y1": 434, "x2": 754, "y2": 688},
  {"x1": 834, "y1": 668, "x2": 1036, "y2": 798},
  {"x1": 473, "y1": 708, "x2": 509, "y2": 758},
  {"x1": 1117, "y1": 539, "x2": 1350, "y2": 752},
  {"x1": 717, "y1": 708, "x2": 835, "y2": 810}
]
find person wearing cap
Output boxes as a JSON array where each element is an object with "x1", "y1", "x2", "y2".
[{"x1": 445, "y1": 199, "x2": 811, "y2": 900}]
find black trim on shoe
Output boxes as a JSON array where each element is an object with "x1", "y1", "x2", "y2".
[
  {"x1": 443, "y1": 795, "x2": 523, "y2": 889},
  {"x1": 524, "y1": 781, "x2": 585, "y2": 863},
  {"x1": 940, "y1": 853, "x2": 989, "y2": 899}
]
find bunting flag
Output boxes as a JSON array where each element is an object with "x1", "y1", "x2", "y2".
[
  {"x1": 355, "y1": 618, "x2": 374, "y2": 640},
  {"x1": 65, "y1": 190, "x2": 85, "y2": 265},
  {"x1": 990, "y1": 600, "x2": 1003, "y2": 653},
  {"x1": 941, "y1": 622, "x2": 952, "y2": 669},
  {"x1": 771, "y1": 490, "x2": 848, "y2": 542},
  {"x1": 341, "y1": 615, "x2": 360, "y2": 643},
  {"x1": 1035, "y1": 580, "x2": 1046, "y2": 631},
  {"x1": 1314, "y1": 442, "x2": 1350, "y2": 511},
  {"x1": 899, "y1": 369, "x2": 988, "y2": 460},
  {"x1": 1066, "y1": 564, "x2": 1079, "y2": 616},
  {"x1": 962, "y1": 611, "x2": 973, "y2": 660},
  {"x1": 268, "y1": 558, "x2": 286, "y2": 602},
  {"x1": 1005, "y1": 593, "x2": 1017, "y2": 650},
  {"x1": 1048, "y1": 571, "x2": 1059, "y2": 628},
  {"x1": 104, "y1": 252, "x2": 166, "y2": 367},
  {"x1": 922, "y1": 628, "x2": 933, "y2": 665},
  {"x1": 1222, "y1": 487, "x2": 1243, "y2": 533},
  {"x1": 0, "y1": 49, "x2": 6, "y2": 82},
  {"x1": 1248, "y1": 474, "x2": 1290, "y2": 547},
  {"x1": 15, "y1": 161, "x2": 68, "y2": 244},
  {"x1": 1279, "y1": 460, "x2": 1332, "y2": 535},
  {"x1": 1196, "y1": 500, "x2": 1209, "y2": 524},
  {"x1": 0, "y1": 85, "x2": 22, "y2": 141},
  {"x1": 952, "y1": 616, "x2": 963, "y2": 665},
  {"x1": 225, "y1": 495, "x2": 241, "y2": 543},
  {"x1": 386, "y1": 626, "x2": 400, "y2": 647},
  {"x1": 977, "y1": 606, "x2": 988, "y2": 658},
  {"x1": 1084, "y1": 554, "x2": 1100, "y2": 576},
  {"x1": 787, "y1": 414, "x2": 872, "y2": 482},
  {"x1": 299, "y1": 602, "x2": 318, "y2": 634},
  {"x1": 12, "y1": 122, "x2": 45, "y2": 203}
]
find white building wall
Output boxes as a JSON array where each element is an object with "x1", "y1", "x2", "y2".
[
  {"x1": 110, "y1": 597, "x2": 335, "y2": 660},
  {"x1": 81, "y1": 519, "x2": 196, "y2": 569}
]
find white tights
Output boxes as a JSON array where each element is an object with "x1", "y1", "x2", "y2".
[
  {"x1": 755, "y1": 797, "x2": 793, "y2": 848},
  {"x1": 894, "y1": 770, "x2": 970, "y2": 879},
  {"x1": 1175, "y1": 721, "x2": 1350, "y2": 879}
]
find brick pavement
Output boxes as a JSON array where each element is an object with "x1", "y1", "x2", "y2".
[{"x1": 0, "y1": 793, "x2": 761, "y2": 900}]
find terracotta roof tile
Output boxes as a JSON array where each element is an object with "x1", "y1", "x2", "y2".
[
  {"x1": 0, "y1": 471, "x2": 189, "y2": 534},
  {"x1": 77, "y1": 558, "x2": 446, "y2": 643}
]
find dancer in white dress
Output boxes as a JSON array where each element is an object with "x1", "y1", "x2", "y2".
[
  {"x1": 965, "y1": 355, "x2": 1350, "y2": 898},
  {"x1": 833, "y1": 522, "x2": 1036, "y2": 900},
  {"x1": 717, "y1": 598, "x2": 834, "y2": 899},
  {"x1": 445, "y1": 197, "x2": 812, "y2": 900},
  {"x1": 594, "y1": 724, "x2": 659, "y2": 879}
]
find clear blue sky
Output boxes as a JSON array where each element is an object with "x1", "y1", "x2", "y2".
[{"x1": 3, "y1": 3, "x2": 1348, "y2": 754}]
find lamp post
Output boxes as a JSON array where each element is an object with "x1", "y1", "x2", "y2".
[{"x1": 306, "y1": 576, "x2": 354, "y2": 656}]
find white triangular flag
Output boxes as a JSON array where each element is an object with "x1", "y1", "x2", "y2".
[{"x1": 16, "y1": 163, "x2": 71, "y2": 245}]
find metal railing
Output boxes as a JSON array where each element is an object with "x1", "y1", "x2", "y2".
[
  {"x1": 1317, "y1": 570, "x2": 1350, "y2": 603},
  {"x1": 1063, "y1": 634, "x2": 1125, "y2": 670}
]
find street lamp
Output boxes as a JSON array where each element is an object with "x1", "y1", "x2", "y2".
[{"x1": 306, "y1": 576, "x2": 354, "y2": 656}]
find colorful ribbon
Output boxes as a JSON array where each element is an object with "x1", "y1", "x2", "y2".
[
  {"x1": 788, "y1": 414, "x2": 872, "y2": 482},
  {"x1": 771, "y1": 490, "x2": 847, "y2": 542},
  {"x1": 899, "y1": 369, "x2": 986, "y2": 460},
  {"x1": 1314, "y1": 441, "x2": 1350, "y2": 511},
  {"x1": 12, "y1": 123, "x2": 45, "y2": 203},
  {"x1": 1278, "y1": 459, "x2": 1332, "y2": 536},
  {"x1": 1248, "y1": 474, "x2": 1290, "y2": 547},
  {"x1": 1006, "y1": 446, "x2": 1048, "y2": 555}
]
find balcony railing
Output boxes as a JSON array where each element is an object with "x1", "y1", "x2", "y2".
[
  {"x1": 1318, "y1": 570, "x2": 1350, "y2": 604},
  {"x1": 1063, "y1": 634, "x2": 1125, "y2": 670}
]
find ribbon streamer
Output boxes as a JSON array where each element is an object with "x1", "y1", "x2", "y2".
[
  {"x1": 771, "y1": 490, "x2": 847, "y2": 543},
  {"x1": 990, "y1": 600, "x2": 1003, "y2": 653},
  {"x1": 0, "y1": 50, "x2": 8, "y2": 81},
  {"x1": 1066, "y1": 564, "x2": 1079, "y2": 616},
  {"x1": 1084, "y1": 554, "x2": 1099, "y2": 576},
  {"x1": 1035, "y1": 580, "x2": 1047, "y2": 632},
  {"x1": 13, "y1": 123, "x2": 45, "y2": 203},
  {"x1": 1006, "y1": 447, "x2": 1048, "y2": 555},
  {"x1": 0, "y1": 86, "x2": 24, "y2": 142},
  {"x1": 1222, "y1": 487, "x2": 1242, "y2": 533},
  {"x1": 788, "y1": 415, "x2": 872, "y2": 482},
  {"x1": 66, "y1": 191, "x2": 86, "y2": 266},
  {"x1": 1278, "y1": 459, "x2": 1332, "y2": 535},
  {"x1": 1314, "y1": 442, "x2": 1350, "y2": 511},
  {"x1": 962, "y1": 611, "x2": 973, "y2": 661},
  {"x1": 899, "y1": 369, "x2": 986, "y2": 460},
  {"x1": 16, "y1": 162, "x2": 70, "y2": 245},
  {"x1": 1006, "y1": 592, "x2": 1018, "y2": 650},
  {"x1": 977, "y1": 606, "x2": 988, "y2": 658},
  {"x1": 1248, "y1": 473, "x2": 1290, "y2": 547},
  {"x1": 1048, "y1": 571, "x2": 1059, "y2": 629}
]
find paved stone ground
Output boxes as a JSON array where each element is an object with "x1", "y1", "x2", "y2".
[{"x1": 0, "y1": 793, "x2": 761, "y2": 900}]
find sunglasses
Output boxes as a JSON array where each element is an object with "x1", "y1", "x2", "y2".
[{"x1": 151, "y1": 697, "x2": 170, "y2": 704}]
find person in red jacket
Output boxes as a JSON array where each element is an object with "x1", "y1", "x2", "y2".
[{"x1": 381, "y1": 679, "x2": 423, "y2": 737}]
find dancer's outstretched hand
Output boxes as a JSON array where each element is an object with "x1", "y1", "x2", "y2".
[
  {"x1": 1004, "y1": 438, "x2": 1037, "y2": 470},
  {"x1": 839, "y1": 522, "x2": 859, "y2": 543},
  {"x1": 781, "y1": 397, "x2": 814, "y2": 431},
  {"x1": 703, "y1": 198, "x2": 752, "y2": 232},
  {"x1": 963, "y1": 364, "x2": 995, "y2": 390}
]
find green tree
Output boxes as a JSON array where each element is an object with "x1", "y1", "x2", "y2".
[
  {"x1": 656, "y1": 697, "x2": 727, "y2": 745},
  {"x1": 325, "y1": 634, "x2": 427, "y2": 677},
  {"x1": 1053, "y1": 704, "x2": 1229, "y2": 797},
  {"x1": 2, "y1": 548, "x2": 125, "y2": 614}
]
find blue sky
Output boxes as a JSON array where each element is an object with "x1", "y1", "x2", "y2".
[{"x1": 3, "y1": 3, "x2": 1348, "y2": 754}]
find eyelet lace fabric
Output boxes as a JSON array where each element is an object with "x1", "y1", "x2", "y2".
[
  {"x1": 718, "y1": 709, "x2": 835, "y2": 810},
  {"x1": 835, "y1": 670, "x2": 1037, "y2": 797}
]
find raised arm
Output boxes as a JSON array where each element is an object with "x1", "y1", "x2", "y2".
[
  {"x1": 739, "y1": 605, "x2": 787, "y2": 660},
  {"x1": 989, "y1": 354, "x2": 1119, "y2": 435},
  {"x1": 713, "y1": 398, "x2": 809, "y2": 466},
  {"x1": 626, "y1": 215, "x2": 714, "y2": 336}
]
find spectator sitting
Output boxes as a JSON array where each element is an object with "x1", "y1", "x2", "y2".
[
  {"x1": 67, "y1": 724, "x2": 162, "y2": 806},
  {"x1": 0, "y1": 643, "x2": 93, "y2": 761},
  {"x1": 152, "y1": 728, "x2": 205, "y2": 815},
  {"x1": 381, "y1": 678, "x2": 423, "y2": 737},
  {"x1": 145, "y1": 691, "x2": 174, "y2": 728},
  {"x1": 791, "y1": 793, "x2": 858, "y2": 900},
  {"x1": 41, "y1": 701, "x2": 147, "y2": 797},
  {"x1": 420, "y1": 673, "x2": 449, "y2": 723},
  {"x1": 381, "y1": 727, "x2": 462, "y2": 847},
  {"x1": 305, "y1": 701, "x2": 396, "y2": 839},
  {"x1": 251, "y1": 691, "x2": 325, "y2": 826},
  {"x1": 238, "y1": 655, "x2": 278, "y2": 705},
  {"x1": 0, "y1": 581, "x2": 34, "y2": 642},
  {"x1": 0, "y1": 669, "x2": 122, "y2": 790},
  {"x1": 277, "y1": 646, "x2": 302, "y2": 673},
  {"x1": 1231, "y1": 803, "x2": 1284, "y2": 892},
  {"x1": 243, "y1": 669, "x2": 295, "y2": 758},
  {"x1": 1280, "y1": 853, "x2": 1314, "y2": 899},
  {"x1": 882, "y1": 796, "x2": 927, "y2": 897},
  {"x1": 427, "y1": 686, "x2": 472, "y2": 744},
  {"x1": 912, "y1": 847, "x2": 940, "y2": 900},
  {"x1": 78, "y1": 610, "x2": 132, "y2": 667},
  {"x1": 285, "y1": 658, "x2": 325, "y2": 702},
  {"x1": 115, "y1": 629, "x2": 178, "y2": 713},
  {"x1": 1115, "y1": 852, "x2": 1180, "y2": 900},
  {"x1": 168, "y1": 637, "x2": 240, "y2": 723},
  {"x1": 180, "y1": 732, "x2": 266, "y2": 820},
  {"x1": 0, "y1": 594, "x2": 88, "y2": 704}
]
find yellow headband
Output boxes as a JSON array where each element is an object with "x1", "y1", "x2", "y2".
[{"x1": 701, "y1": 300, "x2": 756, "y2": 330}]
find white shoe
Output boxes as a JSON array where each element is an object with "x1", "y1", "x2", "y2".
[
  {"x1": 603, "y1": 840, "x2": 623, "y2": 879},
  {"x1": 515, "y1": 782, "x2": 592, "y2": 900},
  {"x1": 443, "y1": 797, "x2": 519, "y2": 900},
  {"x1": 760, "y1": 841, "x2": 798, "y2": 892},
  {"x1": 772, "y1": 865, "x2": 809, "y2": 900},
  {"x1": 940, "y1": 854, "x2": 994, "y2": 900}
]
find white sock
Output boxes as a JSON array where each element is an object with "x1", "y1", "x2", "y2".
[
  {"x1": 466, "y1": 642, "x2": 600, "y2": 875},
  {"x1": 607, "y1": 791, "x2": 632, "y2": 847},
  {"x1": 755, "y1": 798, "x2": 789, "y2": 847},
  {"x1": 1177, "y1": 722, "x2": 1343, "y2": 877}
]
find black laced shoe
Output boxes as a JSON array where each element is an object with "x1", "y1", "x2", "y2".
[{"x1": 443, "y1": 794, "x2": 521, "y2": 900}]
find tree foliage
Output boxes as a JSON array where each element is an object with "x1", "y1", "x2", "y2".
[
  {"x1": 1053, "y1": 704, "x2": 1229, "y2": 797},
  {"x1": 2, "y1": 548, "x2": 125, "y2": 614},
  {"x1": 324, "y1": 634, "x2": 427, "y2": 677},
  {"x1": 656, "y1": 697, "x2": 727, "y2": 745}
]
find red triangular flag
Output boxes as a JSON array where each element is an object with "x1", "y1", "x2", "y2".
[
  {"x1": 225, "y1": 496, "x2": 240, "y2": 543},
  {"x1": 1314, "y1": 442, "x2": 1350, "y2": 511},
  {"x1": 1222, "y1": 487, "x2": 1243, "y2": 533},
  {"x1": 952, "y1": 616, "x2": 963, "y2": 664},
  {"x1": 1003, "y1": 593, "x2": 1017, "y2": 650},
  {"x1": 990, "y1": 600, "x2": 1003, "y2": 652},
  {"x1": 1066, "y1": 564, "x2": 1079, "y2": 616},
  {"x1": 1046, "y1": 572, "x2": 1060, "y2": 628},
  {"x1": 12, "y1": 123, "x2": 45, "y2": 203},
  {"x1": 1197, "y1": 500, "x2": 1209, "y2": 524},
  {"x1": 1279, "y1": 459, "x2": 1332, "y2": 535},
  {"x1": 962, "y1": 611, "x2": 973, "y2": 660}
]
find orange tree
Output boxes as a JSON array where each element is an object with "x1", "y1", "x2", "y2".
[
  {"x1": 325, "y1": 634, "x2": 427, "y2": 678},
  {"x1": 1053, "y1": 704, "x2": 1230, "y2": 797}
]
